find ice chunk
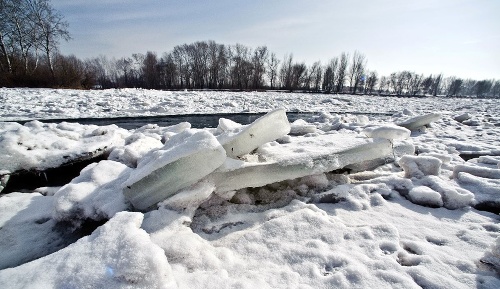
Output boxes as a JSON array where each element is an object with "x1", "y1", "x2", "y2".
[
  {"x1": 362, "y1": 125, "x2": 410, "y2": 140},
  {"x1": 218, "y1": 109, "x2": 291, "y2": 158},
  {"x1": 419, "y1": 176, "x2": 474, "y2": 209},
  {"x1": 108, "y1": 133, "x2": 163, "y2": 167},
  {"x1": 477, "y1": 156, "x2": 500, "y2": 166},
  {"x1": 123, "y1": 130, "x2": 226, "y2": 211},
  {"x1": 399, "y1": 155, "x2": 442, "y2": 178},
  {"x1": 407, "y1": 186, "x2": 443, "y2": 208},
  {"x1": 290, "y1": 119, "x2": 317, "y2": 135},
  {"x1": 0, "y1": 212, "x2": 176, "y2": 289},
  {"x1": 453, "y1": 113, "x2": 472, "y2": 123},
  {"x1": 216, "y1": 118, "x2": 243, "y2": 133},
  {"x1": 456, "y1": 172, "x2": 500, "y2": 210},
  {"x1": 212, "y1": 134, "x2": 392, "y2": 192},
  {"x1": 53, "y1": 160, "x2": 132, "y2": 224},
  {"x1": 159, "y1": 180, "x2": 215, "y2": 211},
  {"x1": 393, "y1": 140, "x2": 416, "y2": 159},
  {"x1": 397, "y1": 113, "x2": 441, "y2": 131},
  {"x1": 453, "y1": 164, "x2": 500, "y2": 179}
]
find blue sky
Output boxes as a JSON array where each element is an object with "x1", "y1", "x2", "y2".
[{"x1": 52, "y1": 0, "x2": 499, "y2": 80}]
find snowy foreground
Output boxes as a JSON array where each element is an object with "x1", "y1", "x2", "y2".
[{"x1": 0, "y1": 88, "x2": 500, "y2": 288}]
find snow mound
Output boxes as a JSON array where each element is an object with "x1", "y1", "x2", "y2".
[
  {"x1": 0, "y1": 193, "x2": 63, "y2": 270},
  {"x1": 0, "y1": 121, "x2": 128, "y2": 173},
  {"x1": 399, "y1": 155, "x2": 442, "y2": 178},
  {"x1": 53, "y1": 160, "x2": 132, "y2": 224},
  {"x1": 0, "y1": 212, "x2": 176, "y2": 289}
]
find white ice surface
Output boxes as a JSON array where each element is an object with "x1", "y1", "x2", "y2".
[{"x1": 1, "y1": 89, "x2": 500, "y2": 288}]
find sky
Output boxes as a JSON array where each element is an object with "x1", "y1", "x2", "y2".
[{"x1": 51, "y1": 0, "x2": 500, "y2": 80}]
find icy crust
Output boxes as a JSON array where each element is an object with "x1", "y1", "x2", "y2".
[
  {"x1": 0, "y1": 121, "x2": 128, "y2": 173},
  {"x1": 0, "y1": 212, "x2": 177, "y2": 289},
  {"x1": 123, "y1": 130, "x2": 226, "y2": 210}
]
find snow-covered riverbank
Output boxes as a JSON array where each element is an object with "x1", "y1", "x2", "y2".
[{"x1": 0, "y1": 88, "x2": 499, "y2": 288}]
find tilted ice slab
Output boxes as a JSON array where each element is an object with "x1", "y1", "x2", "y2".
[
  {"x1": 211, "y1": 134, "x2": 392, "y2": 192},
  {"x1": 217, "y1": 108, "x2": 291, "y2": 158},
  {"x1": 397, "y1": 113, "x2": 441, "y2": 131},
  {"x1": 123, "y1": 130, "x2": 226, "y2": 210}
]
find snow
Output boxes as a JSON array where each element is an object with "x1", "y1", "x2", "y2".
[
  {"x1": 53, "y1": 160, "x2": 133, "y2": 225},
  {"x1": 1, "y1": 88, "x2": 499, "y2": 288},
  {"x1": 0, "y1": 121, "x2": 128, "y2": 173},
  {"x1": 0, "y1": 212, "x2": 176, "y2": 289},
  {"x1": 362, "y1": 124, "x2": 411, "y2": 140},
  {"x1": 399, "y1": 155, "x2": 442, "y2": 178}
]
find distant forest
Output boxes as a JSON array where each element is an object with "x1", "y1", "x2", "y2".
[{"x1": 1, "y1": 1, "x2": 499, "y2": 98}]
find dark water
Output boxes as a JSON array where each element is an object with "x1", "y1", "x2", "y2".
[{"x1": 15, "y1": 112, "x2": 392, "y2": 130}]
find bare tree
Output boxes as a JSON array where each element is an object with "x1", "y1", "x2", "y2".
[
  {"x1": 336, "y1": 52, "x2": 349, "y2": 93},
  {"x1": 322, "y1": 58, "x2": 338, "y2": 92},
  {"x1": 266, "y1": 52, "x2": 280, "y2": 89},
  {"x1": 348, "y1": 51, "x2": 366, "y2": 94},
  {"x1": 378, "y1": 75, "x2": 388, "y2": 94},
  {"x1": 251, "y1": 46, "x2": 268, "y2": 89},
  {"x1": 446, "y1": 77, "x2": 463, "y2": 97},
  {"x1": 280, "y1": 54, "x2": 293, "y2": 90},
  {"x1": 311, "y1": 61, "x2": 323, "y2": 91},
  {"x1": 365, "y1": 71, "x2": 378, "y2": 95},
  {"x1": 420, "y1": 75, "x2": 434, "y2": 95},
  {"x1": 491, "y1": 80, "x2": 500, "y2": 98},
  {"x1": 431, "y1": 74, "x2": 442, "y2": 96},
  {"x1": 28, "y1": 0, "x2": 70, "y2": 80},
  {"x1": 142, "y1": 51, "x2": 158, "y2": 89},
  {"x1": 475, "y1": 79, "x2": 493, "y2": 97}
]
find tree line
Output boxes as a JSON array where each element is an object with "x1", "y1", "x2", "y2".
[{"x1": 1, "y1": 1, "x2": 499, "y2": 98}]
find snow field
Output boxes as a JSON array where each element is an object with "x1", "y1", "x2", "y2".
[{"x1": 0, "y1": 89, "x2": 499, "y2": 288}]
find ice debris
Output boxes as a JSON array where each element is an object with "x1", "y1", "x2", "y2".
[
  {"x1": 362, "y1": 125, "x2": 411, "y2": 140},
  {"x1": 397, "y1": 113, "x2": 441, "y2": 131},
  {"x1": 212, "y1": 134, "x2": 392, "y2": 193},
  {"x1": 217, "y1": 108, "x2": 291, "y2": 158},
  {"x1": 123, "y1": 130, "x2": 226, "y2": 210},
  {"x1": 399, "y1": 155, "x2": 442, "y2": 179}
]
